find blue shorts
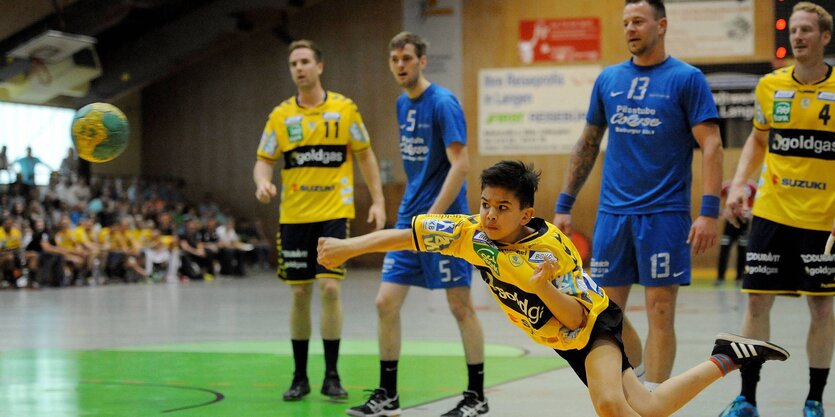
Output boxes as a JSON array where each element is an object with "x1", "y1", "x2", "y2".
[
  {"x1": 381, "y1": 250, "x2": 472, "y2": 289},
  {"x1": 590, "y1": 212, "x2": 691, "y2": 287}
]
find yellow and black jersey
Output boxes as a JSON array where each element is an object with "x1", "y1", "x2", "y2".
[
  {"x1": 411, "y1": 214, "x2": 610, "y2": 351},
  {"x1": 55, "y1": 230, "x2": 76, "y2": 250},
  {"x1": 752, "y1": 65, "x2": 835, "y2": 231},
  {"x1": 257, "y1": 91, "x2": 372, "y2": 224}
]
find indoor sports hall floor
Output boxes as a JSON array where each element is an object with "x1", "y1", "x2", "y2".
[{"x1": 0, "y1": 268, "x2": 828, "y2": 417}]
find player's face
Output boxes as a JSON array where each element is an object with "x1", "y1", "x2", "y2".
[
  {"x1": 479, "y1": 186, "x2": 533, "y2": 243},
  {"x1": 389, "y1": 44, "x2": 425, "y2": 89},
  {"x1": 789, "y1": 11, "x2": 831, "y2": 62},
  {"x1": 288, "y1": 47, "x2": 323, "y2": 89},
  {"x1": 623, "y1": 2, "x2": 666, "y2": 57}
]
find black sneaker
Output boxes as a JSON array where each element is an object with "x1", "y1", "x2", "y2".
[
  {"x1": 321, "y1": 373, "x2": 348, "y2": 399},
  {"x1": 440, "y1": 390, "x2": 489, "y2": 417},
  {"x1": 346, "y1": 387, "x2": 400, "y2": 417},
  {"x1": 282, "y1": 376, "x2": 311, "y2": 401},
  {"x1": 712, "y1": 333, "x2": 790, "y2": 367}
]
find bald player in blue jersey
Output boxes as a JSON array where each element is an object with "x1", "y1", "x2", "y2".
[
  {"x1": 553, "y1": 0, "x2": 724, "y2": 392},
  {"x1": 347, "y1": 32, "x2": 488, "y2": 417}
]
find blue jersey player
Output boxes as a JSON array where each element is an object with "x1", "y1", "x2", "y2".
[
  {"x1": 347, "y1": 32, "x2": 488, "y2": 417},
  {"x1": 553, "y1": 0, "x2": 724, "y2": 391}
]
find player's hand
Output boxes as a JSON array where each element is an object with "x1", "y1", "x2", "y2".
[
  {"x1": 529, "y1": 256, "x2": 559, "y2": 292},
  {"x1": 552, "y1": 213, "x2": 573, "y2": 235},
  {"x1": 688, "y1": 216, "x2": 718, "y2": 255},
  {"x1": 368, "y1": 201, "x2": 386, "y2": 231},
  {"x1": 255, "y1": 181, "x2": 277, "y2": 203},
  {"x1": 723, "y1": 183, "x2": 750, "y2": 228},
  {"x1": 317, "y1": 237, "x2": 351, "y2": 269},
  {"x1": 825, "y1": 226, "x2": 834, "y2": 256}
]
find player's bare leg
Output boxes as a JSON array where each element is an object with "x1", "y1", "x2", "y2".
[
  {"x1": 644, "y1": 285, "x2": 679, "y2": 384},
  {"x1": 446, "y1": 286, "x2": 485, "y2": 365},
  {"x1": 376, "y1": 282, "x2": 410, "y2": 361},
  {"x1": 807, "y1": 295, "x2": 834, "y2": 368},
  {"x1": 604, "y1": 285, "x2": 644, "y2": 371}
]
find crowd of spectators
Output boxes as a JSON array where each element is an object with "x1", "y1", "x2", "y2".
[{"x1": 0, "y1": 164, "x2": 272, "y2": 289}]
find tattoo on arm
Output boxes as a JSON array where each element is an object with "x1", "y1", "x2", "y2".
[{"x1": 565, "y1": 124, "x2": 605, "y2": 196}]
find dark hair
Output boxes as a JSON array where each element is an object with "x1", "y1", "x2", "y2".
[
  {"x1": 625, "y1": 0, "x2": 666, "y2": 19},
  {"x1": 388, "y1": 31, "x2": 428, "y2": 57},
  {"x1": 480, "y1": 160, "x2": 540, "y2": 209},
  {"x1": 288, "y1": 39, "x2": 322, "y2": 63}
]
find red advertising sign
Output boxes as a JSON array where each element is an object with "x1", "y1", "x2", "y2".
[{"x1": 518, "y1": 18, "x2": 601, "y2": 63}]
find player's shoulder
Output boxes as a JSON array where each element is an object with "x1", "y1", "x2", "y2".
[
  {"x1": 269, "y1": 97, "x2": 298, "y2": 117},
  {"x1": 324, "y1": 91, "x2": 362, "y2": 114},
  {"x1": 758, "y1": 65, "x2": 794, "y2": 86}
]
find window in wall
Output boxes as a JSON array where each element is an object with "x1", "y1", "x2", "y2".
[{"x1": 0, "y1": 101, "x2": 74, "y2": 185}]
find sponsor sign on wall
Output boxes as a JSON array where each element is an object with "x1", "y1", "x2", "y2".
[
  {"x1": 518, "y1": 18, "x2": 601, "y2": 64},
  {"x1": 665, "y1": 0, "x2": 754, "y2": 58},
  {"x1": 478, "y1": 66, "x2": 601, "y2": 155}
]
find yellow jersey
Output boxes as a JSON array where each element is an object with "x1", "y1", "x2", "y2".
[
  {"x1": 752, "y1": 65, "x2": 835, "y2": 231},
  {"x1": 411, "y1": 214, "x2": 610, "y2": 351},
  {"x1": 0, "y1": 227, "x2": 22, "y2": 250},
  {"x1": 256, "y1": 91, "x2": 372, "y2": 224}
]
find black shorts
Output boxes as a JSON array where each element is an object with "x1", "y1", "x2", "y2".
[
  {"x1": 554, "y1": 302, "x2": 632, "y2": 386},
  {"x1": 743, "y1": 216, "x2": 835, "y2": 296},
  {"x1": 277, "y1": 218, "x2": 349, "y2": 284}
]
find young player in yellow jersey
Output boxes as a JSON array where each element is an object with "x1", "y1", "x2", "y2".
[
  {"x1": 253, "y1": 39, "x2": 386, "y2": 402},
  {"x1": 722, "y1": 3, "x2": 834, "y2": 417},
  {"x1": 320, "y1": 160, "x2": 790, "y2": 417}
]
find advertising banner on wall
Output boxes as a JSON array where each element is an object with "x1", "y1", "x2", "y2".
[
  {"x1": 665, "y1": 0, "x2": 754, "y2": 58},
  {"x1": 402, "y1": 0, "x2": 463, "y2": 97},
  {"x1": 478, "y1": 65, "x2": 601, "y2": 155},
  {"x1": 518, "y1": 18, "x2": 601, "y2": 64}
]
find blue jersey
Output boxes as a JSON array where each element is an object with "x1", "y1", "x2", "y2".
[
  {"x1": 395, "y1": 83, "x2": 469, "y2": 226},
  {"x1": 587, "y1": 56, "x2": 718, "y2": 214}
]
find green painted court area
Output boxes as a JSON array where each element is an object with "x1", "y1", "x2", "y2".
[{"x1": 0, "y1": 341, "x2": 566, "y2": 417}]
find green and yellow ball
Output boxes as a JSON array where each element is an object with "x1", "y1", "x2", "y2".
[{"x1": 71, "y1": 102, "x2": 130, "y2": 163}]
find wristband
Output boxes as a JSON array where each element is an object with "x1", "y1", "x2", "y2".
[
  {"x1": 700, "y1": 194, "x2": 721, "y2": 218},
  {"x1": 554, "y1": 193, "x2": 576, "y2": 214}
]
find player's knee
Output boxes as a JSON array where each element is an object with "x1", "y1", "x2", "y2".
[
  {"x1": 746, "y1": 294, "x2": 774, "y2": 316},
  {"x1": 447, "y1": 299, "x2": 475, "y2": 322},
  {"x1": 807, "y1": 296, "x2": 834, "y2": 321},
  {"x1": 591, "y1": 393, "x2": 630, "y2": 417},
  {"x1": 319, "y1": 282, "x2": 340, "y2": 302},
  {"x1": 375, "y1": 294, "x2": 400, "y2": 318}
]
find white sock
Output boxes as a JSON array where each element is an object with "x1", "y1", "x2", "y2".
[
  {"x1": 633, "y1": 363, "x2": 646, "y2": 381},
  {"x1": 643, "y1": 381, "x2": 660, "y2": 392}
]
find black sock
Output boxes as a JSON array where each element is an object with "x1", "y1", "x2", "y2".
[
  {"x1": 467, "y1": 363, "x2": 485, "y2": 400},
  {"x1": 740, "y1": 361, "x2": 762, "y2": 406},
  {"x1": 807, "y1": 367, "x2": 830, "y2": 402},
  {"x1": 291, "y1": 339, "x2": 309, "y2": 380},
  {"x1": 323, "y1": 339, "x2": 340, "y2": 376},
  {"x1": 380, "y1": 360, "x2": 398, "y2": 396}
]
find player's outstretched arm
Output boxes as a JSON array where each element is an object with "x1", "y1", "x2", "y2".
[
  {"x1": 318, "y1": 229, "x2": 413, "y2": 269},
  {"x1": 688, "y1": 121, "x2": 723, "y2": 255}
]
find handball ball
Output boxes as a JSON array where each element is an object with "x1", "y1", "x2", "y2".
[{"x1": 71, "y1": 102, "x2": 130, "y2": 163}]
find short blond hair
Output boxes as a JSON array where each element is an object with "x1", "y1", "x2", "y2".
[{"x1": 793, "y1": 2, "x2": 833, "y2": 34}]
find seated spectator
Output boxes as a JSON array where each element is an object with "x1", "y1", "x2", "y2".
[
  {"x1": 179, "y1": 217, "x2": 213, "y2": 281},
  {"x1": 54, "y1": 216, "x2": 91, "y2": 286},
  {"x1": 216, "y1": 217, "x2": 249, "y2": 276},
  {"x1": 238, "y1": 218, "x2": 271, "y2": 270},
  {"x1": 0, "y1": 216, "x2": 24, "y2": 288}
]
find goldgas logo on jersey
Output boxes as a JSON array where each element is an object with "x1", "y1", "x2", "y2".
[
  {"x1": 773, "y1": 101, "x2": 792, "y2": 123},
  {"x1": 284, "y1": 145, "x2": 347, "y2": 168}
]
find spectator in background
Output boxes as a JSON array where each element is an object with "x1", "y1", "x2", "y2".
[
  {"x1": 0, "y1": 145, "x2": 11, "y2": 184},
  {"x1": 11, "y1": 147, "x2": 51, "y2": 187},
  {"x1": 216, "y1": 217, "x2": 248, "y2": 276},
  {"x1": 59, "y1": 148, "x2": 79, "y2": 179},
  {"x1": 179, "y1": 217, "x2": 213, "y2": 281}
]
